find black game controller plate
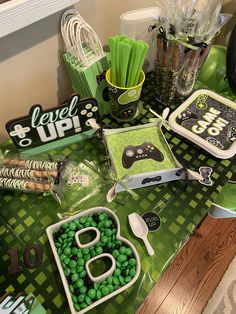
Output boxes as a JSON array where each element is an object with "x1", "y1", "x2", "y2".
[
  {"x1": 122, "y1": 142, "x2": 164, "y2": 169},
  {"x1": 168, "y1": 90, "x2": 236, "y2": 159}
]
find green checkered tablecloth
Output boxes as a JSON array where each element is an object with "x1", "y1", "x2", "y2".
[{"x1": 0, "y1": 74, "x2": 235, "y2": 314}]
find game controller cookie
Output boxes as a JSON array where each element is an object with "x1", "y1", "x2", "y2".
[
  {"x1": 122, "y1": 142, "x2": 164, "y2": 169},
  {"x1": 198, "y1": 166, "x2": 213, "y2": 186},
  {"x1": 67, "y1": 175, "x2": 89, "y2": 187}
]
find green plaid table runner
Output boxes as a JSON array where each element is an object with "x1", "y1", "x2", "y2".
[{"x1": 0, "y1": 73, "x2": 235, "y2": 313}]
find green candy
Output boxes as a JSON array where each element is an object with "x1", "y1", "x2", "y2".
[
  {"x1": 74, "y1": 218, "x2": 79, "y2": 224},
  {"x1": 122, "y1": 261, "x2": 129, "y2": 268},
  {"x1": 88, "y1": 289, "x2": 96, "y2": 299},
  {"x1": 119, "y1": 275, "x2": 125, "y2": 284},
  {"x1": 125, "y1": 276, "x2": 132, "y2": 283},
  {"x1": 58, "y1": 238, "x2": 63, "y2": 243},
  {"x1": 64, "y1": 268, "x2": 70, "y2": 276},
  {"x1": 104, "y1": 219, "x2": 112, "y2": 228},
  {"x1": 77, "y1": 294, "x2": 85, "y2": 303},
  {"x1": 80, "y1": 302, "x2": 87, "y2": 309},
  {"x1": 119, "y1": 246, "x2": 126, "y2": 254},
  {"x1": 69, "y1": 222, "x2": 76, "y2": 231},
  {"x1": 68, "y1": 231, "x2": 75, "y2": 238},
  {"x1": 77, "y1": 258, "x2": 85, "y2": 266},
  {"x1": 107, "y1": 276, "x2": 113, "y2": 285},
  {"x1": 87, "y1": 216, "x2": 93, "y2": 222},
  {"x1": 83, "y1": 254, "x2": 90, "y2": 262},
  {"x1": 62, "y1": 243, "x2": 67, "y2": 250},
  {"x1": 101, "y1": 236, "x2": 108, "y2": 244},
  {"x1": 71, "y1": 273, "x2": 79, "y2": 282},
  {"x1": 71, "y1": 247, "x2": 77, "y2": 255},
  {"x1": 77, "y1": 250, "x2": 83, "y2": 258},
  {"x1": 99, "y1": 213, "x2": 107, "y2": 221},
  {"x1": 96, "y1": 290, "x2": 102, "y2": 299},
  {"x1": 126, "y1": 248, "x2": 133, "y2": 256},
  {"x1": 107, "y1": 284, "x2": 114, "y2": 293},
  {"x1": 59, "y1": 254, "x2": 66, "y2": 261},
  {"x1": 129, "y1": 268, "x2": 136, "y2": 277},
  {"x1": 114, "y1": 269, "x2": 121, "y2": 277},
  {"x1": 80, "y1": 217, "x2": 87, "y2": 224},
  {"x1": 61, "y1": 233, "x2": 67, "y2": 239},
  {"x1": 129, "y1": 258, "x2": 136, "y2": 267},
  {"x1": 82, "y1": 248, "x2": 89, "y2": 255},
  {"x1": 105, "y1": 229, "x2": 112, "y2": 237},
  {"x1": 74, "y1": 303, "x2": 80, "y2": 311},
  {"x1": 84, "y1": 222, "x2": 91, "y2": 228},
  {"x1": 96, "y1": 246, "x2": 103, "y2": 254},
  {"x1": 107, "y1": 242, "x2": 112, "y2": 248},
  {"x1": 55, "y1": 242, "x2": 61, "y2": 248},
  {"x1": 116, "y1": 261, "x2": 121, "y2": 268},
  {"x1": 69, "y1": 284, "x2": 74, "y2": 293},
  {"x1": 63, "y1": 247, "x2": 71, "y2": 256},
  {"x1": 90, "y1": 250, "x2": 96, "y2": 257},
  {"x1": 64, "y1": 228, "x2": 70, "y2": 234},
  {"x1": 113, "y1": 277, "x2": 119, "y2": 286},
  {"x1": 85, "y1": 296, "x2": 92, "y2": 305},
  {"x1": 70, "y1": 268, "x2": 77, "y2": 274},
  {"x1": 62, "y1": 223, "x2": 68, "y2": 229},
  {"x1": 112, "y1": 250, "x2": 119, "y2": 258},
  {"x1": 72, "y1": 295, "x2": 78, "y2": 303},
  {"x1": 94, "y1": 283, "x2": 99, "y2": 290},
  {"x1": 75, "y1": 278, "x2": 84, "y2": 288},
  {"x1": 63, "y1": 257, "x2": 70, "y2": 265},
  {"x1": 79, "y1": 270, "x2": 87, "y2": 278},
  {"x1": 69, "y1": 260, "x2": 77, "y2": 269},
  {"x1": 117, "y1": 254, "x2": 127, "y2": 263},
  {"x1": 79, "y1": 286, "x2": 87, "y2": 294},
  {"x1": 90, "y1": 221, "x2": 97, "y2": 227},
  {"x1": 101, "y1": 286, "x2": 109, "y2": 296},
  {"x1": 77, "y1": 266, "x2": 84, "y2": 273}
]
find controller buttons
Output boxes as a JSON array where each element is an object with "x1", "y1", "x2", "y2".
[
  {"x1": 86, "y1": 104, "x2": 92, "y2": 110},
  {"x1": 92, "y1": 106, "x2": 98, "y2": 112},
  {"x1": 137, "y1": 149, "x2": 143, "y2": 154},
  {"x1": 126, "y1": 150, "x2": 134, "y2": 157},
  {"x1": 81, "y1": 109, "x2": 87, "y2": 115},
  {"x1": 87, "y1": 112, "x2": 93, "y2": 118}
]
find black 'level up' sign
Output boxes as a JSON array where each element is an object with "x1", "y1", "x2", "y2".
[{"x1": 6, "y1": 94, "x2": 98, "y2": 149}]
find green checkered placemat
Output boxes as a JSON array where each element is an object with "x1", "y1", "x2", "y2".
[{"x1": 0, "y1": 73, "x2": 235, "y2": 314}]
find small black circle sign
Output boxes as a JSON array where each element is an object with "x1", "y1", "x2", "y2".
[{"x1": 142, "y1": 212, "x2": 161, "y2": 232}]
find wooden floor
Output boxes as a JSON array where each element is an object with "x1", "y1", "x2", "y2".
[{"x1": 137, "y1": 215, "x2": 236, "y2": 314}]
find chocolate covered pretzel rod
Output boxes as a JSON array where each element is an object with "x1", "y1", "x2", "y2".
[
  {"x1": 2, "y1": 159, "x2": 58, "y2": 171},
  {"x1": 0, "y1": 177, "x2": 51, "y2": 192},
  {"x1": 0, "y1": 167, "x2": 58, "y2": 179}
]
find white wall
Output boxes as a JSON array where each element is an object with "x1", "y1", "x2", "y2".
[
  {"x1": 0, "y1": 0, "x2": 154, "y2": 142},
  {"x1": 0, "y1": 0, "x2": 235, "y2": 142}
]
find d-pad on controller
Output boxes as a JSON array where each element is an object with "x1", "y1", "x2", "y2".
[{"x1": 122, "y1": 142, "x2": 164, "y2": 169}]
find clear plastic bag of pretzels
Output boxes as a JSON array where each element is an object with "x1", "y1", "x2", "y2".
[{"x1": 0, "y1": 150, "x2": 69, "y2": 202}]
